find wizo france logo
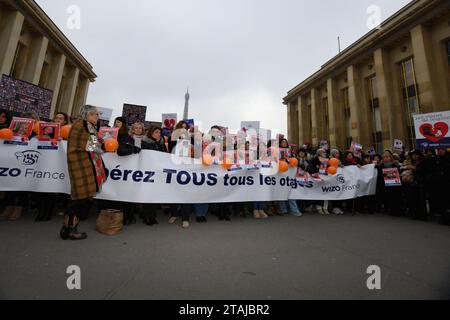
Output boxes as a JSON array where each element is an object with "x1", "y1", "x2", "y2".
[
  {"x1": 15, "y1": 151, "x2": 41, "y2": 166},
  {"x1": 336, "y1": 174, "x2": 346, "y2": 184}
]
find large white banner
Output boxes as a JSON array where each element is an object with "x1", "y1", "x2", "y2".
[{"x1": 0, "y1": 140, "x2": 378, "y2": 203}]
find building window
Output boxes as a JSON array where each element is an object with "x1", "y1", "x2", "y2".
[
  {"x1": 447, "y1": 40, "x2": 450, "y2": 66},
  {"x1": 39, "y1": 62, "x2": 49, "y2": 88},
  {"x1": 400, "y1": 58, "x2": 420, "y2": 148},
  {"x1": 10, "y1": 43, "x2": 26, "y2": 79},
  {"x1": 342, "y1": 87, "x2": 352, "y2": 148},
  {"x1": 323, "y1": 97, "x2": 329, "y2": 140},
  {"x1": 368, "y1": 76, "x2": 383, "y2": 153}
]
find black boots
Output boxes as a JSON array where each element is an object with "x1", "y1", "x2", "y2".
[{"x1": 60, "y1": 215, "x2": 87, "y2": 240}]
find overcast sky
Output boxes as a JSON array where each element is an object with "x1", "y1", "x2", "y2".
[{"x1": 36, "y1": 0, "x2": 411, "y2": 136}]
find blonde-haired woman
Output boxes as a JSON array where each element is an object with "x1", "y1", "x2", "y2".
[{"x1": 129, "y1": 122, "x2": 146, "y2": 149}]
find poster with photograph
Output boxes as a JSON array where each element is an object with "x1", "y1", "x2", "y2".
[
  {"x1": 350, "y1": 142, "x2": 363, "y2": 158},
  {"x1": 383, "y1": 168, "x2": 401, "y2": 187},
  {"x1": 5, "y1": 117, "x2": 34, "y2": 145},
  {"x1": 393, "y1": 139, "x2": 404, "y2": 153},
  {"x1": 37, "y1": 122, "x2": 60, "y2": 150},
  {"x1": 0, "y1": 75, "x2": 53, "y2": 120},
  {"x1": 38, "y1": 123, "x2": 60, "y2": 142},
  {"x1": 162, "y1": 113, "x2": 177, "y2": 130},
  {"x1": 296, "y1": 167, "x2": 310, "y2": 183},
  {"x1": 122, "y1": 104, "x2": 147, "y2": 127},
  {"x1": 365, "y1": 147, "x2": 376, "y2": 156},
  {"x1": 289, "y1": 144, "x2": 297, "y2": 156},
  {"x1": 241, "y1": 121, "x2": 260, "y2": 134},
  {"x1": 279, "y1": 148, "x2": 291, "y2": 161},
  {"x1": 319, "y1": 157, "x2": 329, "y2": 175},
  {"x1": 185, "y1": 119, "x2": 195, "y2": 133},
  {"x1": 162, "y1": 113, "x2": 177, "y2": 137},
  {"x1": 98, "y1": 127, "x2": 119, "y2": 141},
  {"x1": 413, "y1": 111, "x2": 450, "y2": 150}
]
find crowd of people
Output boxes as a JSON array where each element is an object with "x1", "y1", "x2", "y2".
[{"x1": 0, "y1": 106, "x2": 449, "y2": 241}]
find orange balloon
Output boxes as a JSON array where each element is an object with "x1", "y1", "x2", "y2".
[
  {"x1": 60, "y1": 125, "x2": 72, "y2": 140},
  {"x1": 278, "y1": 160, "x2": 289, "y2": 173},
  {"x1": 202, "y1": 154, "x2": 213, "y2": 166},
  {"x1": 327, "y1": 166, "x2": 338, "y2": 175},
  {"x1": 329, "y1": 158, "x2": 340, "y2": 167},
  {"x1": 289, "y1": 157, "x2": 298, "y2": 167},
  {"x1": 0, "y1": 128, "x2": 13, "y2": 140},
  {"x1": 104, "y1": 138, "x2": 119, "y2": 152},
  {"x1": 222, "y1": 159, "x2": 233, "y2": 170}
]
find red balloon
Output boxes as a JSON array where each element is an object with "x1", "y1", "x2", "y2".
[
  {"x1": 104, "y1": 139, "x2": 119, "y2": 152},
  {"x1": 60, "y1": 125, "x2": 72, "y2": 140},
  {"x1": 327, "y1": 166, "x2": 338, "y2": 175},
  {"x1": 329, "y1": 158, "x2": 340, "y2": 167},
  {"x1": 0, "y1": 128, "x2": 13, "y2": 140},
  {"x1": 289, "y1": 157, "x2": 299, "y2": 167},
  {"x1": 278, "y1": 160, "x2": 289, "y2": 173}
]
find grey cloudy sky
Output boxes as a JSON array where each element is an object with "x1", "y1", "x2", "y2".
[{"x1": 36, "y1": 0, "x2": 411, "y2": 136}]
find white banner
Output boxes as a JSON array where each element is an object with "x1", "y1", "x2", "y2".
[{"x1": 0, "y1": 140, "x2": 378, "y2": 203}]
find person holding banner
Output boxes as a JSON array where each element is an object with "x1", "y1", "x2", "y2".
[
  {"x1": 129, "y1": 122, "x2": 146, "y2": 149},
  {"x1": 53, "y1": 112, "x2": 70, "y2": 127},
  {"x1": 167, "y1": 121, "x2": 189, "y2": 153},
  {"x1": 405, "y1": 150, "x2": 429, "y2": 221},
  {"x1": 114, "y1": 119, "x2": 142, "y2": 225},
  {"x1": 0, "y1": 109, "x2": 12, "y2": 129},
  {"x1": 141, "y1": 126, "x2": 174, "y2": 226},
  {"x1": 276, "y1": 138, "x2": 302, "y2": 217},
  {"x1": 306, "y1": 148, "x2": 328, "y2": 215},
  {"x1": 377, "y1": 150, "x2": 402, "y2": 217},
  {"x1": 61, "y1": 105, "x2": 106, "y2": 241},
  {"x1": 1, "y1": 111, "x2": 40, "y2": 222},
  {"x1": 430, "y1": 148, "x2": 450, "y2": 225},
  {"x1": 327, "y1": 149, "x2": 345, "y2": 215},
  {"x1": 0, "y1": 110, "x2": 12, "y2": 216}
]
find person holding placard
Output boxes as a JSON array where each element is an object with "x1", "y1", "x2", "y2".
[{"x1": 377, "y1": 150, "x2": 402, "y2": 217}]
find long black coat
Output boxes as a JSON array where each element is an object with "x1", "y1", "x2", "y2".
[{"x1": 141, "y1": 137, "x2": 168, "y2": 153}]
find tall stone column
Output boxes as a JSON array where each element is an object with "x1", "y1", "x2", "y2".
[
  {"x1": 287, "y1": 102, "x2": 294, "y2": 143},
  {"x1": 59, "y1": 67, "x2": 79, "y2": 116},
  {"x1": 72, "y1": 76, "x2": 90, "y2": 116},
  {"x1": 47, "y1": 53, "x2": 66, "y2": 118},
  {"x1": 374, "y1": 48, "x2": 404, "y2": 150},
  {"x1": 410, "y1": 24, "x2": 441, "y2": 113},
  {"x1": 297, "y1": 95, "x2": 309, "y2": 146},
  {"x1": 347, "y1": 65, "x2": 370, "y2": 146},
  {"x1": 0, "y1": 10, "x2": 24, "y2": 76},
  {"x1": 311, "y1": 88, "x2": 322, "y2": 146},
  {"x1": 22, "y1": 35, "x2": 48, "y2": 84},
  {"x1": 327, "y1": 78, "x2": 344, "y2": 149}
]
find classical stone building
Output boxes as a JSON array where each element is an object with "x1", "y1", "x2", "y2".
[
  {"x1": 0, "y1": 0, "x2": 96, "y2": 119},
  {"x1": 283, "y1": 0, "x2": 450, "y2": 152}
]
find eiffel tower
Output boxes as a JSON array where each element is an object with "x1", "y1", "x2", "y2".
[{"x1": 183, "y1": 87, "x2": 190, "y2": 121}]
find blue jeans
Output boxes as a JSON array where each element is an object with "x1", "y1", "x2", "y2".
[
  {"x1": 194, "y1": 203, "x2": 209, "y2": 217},
  {"x1": 277, "y1": 200, "x2": 300, "y2": 214},
  {"x1": 253, "y1": 202, "x2": 266, "y2": 210}
]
